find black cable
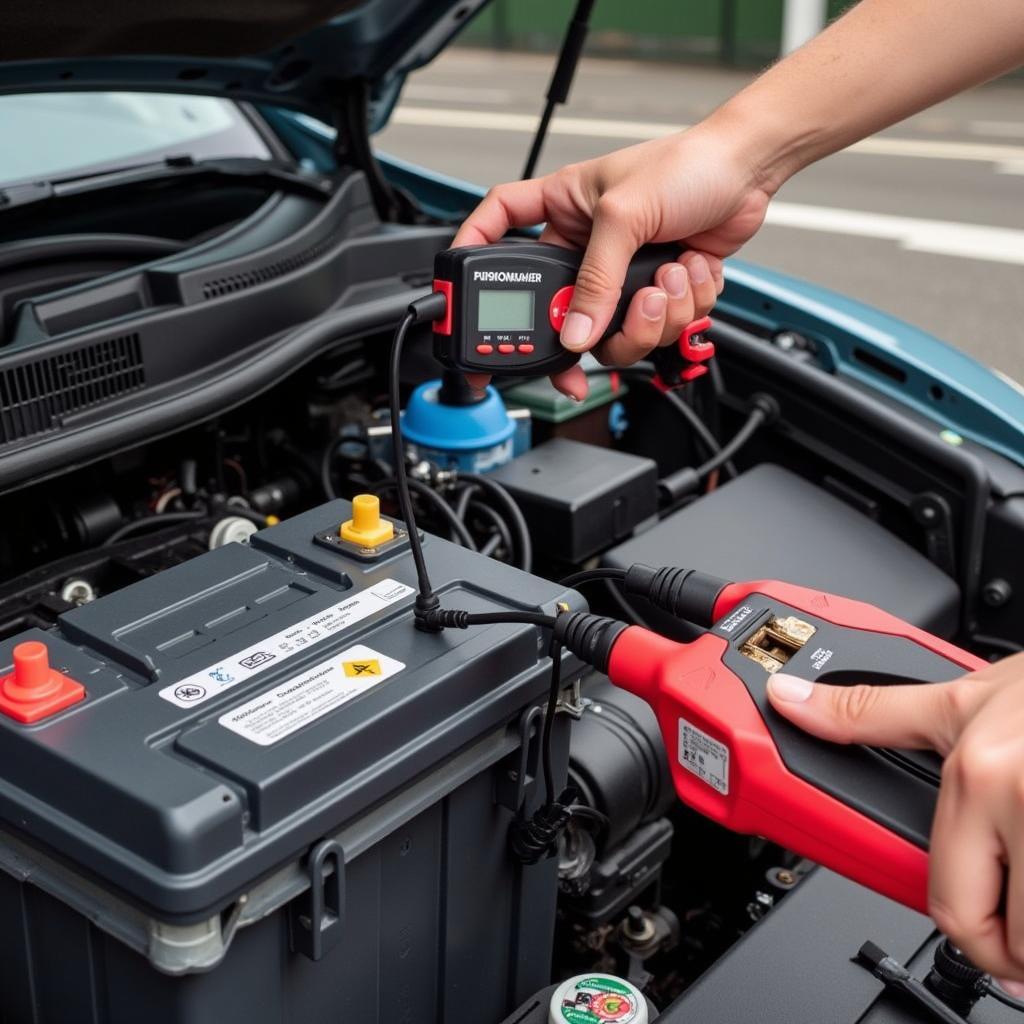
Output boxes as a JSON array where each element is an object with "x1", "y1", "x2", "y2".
[
  {"x1": 373, "y1": 478, "x2": 478, "y2": 551},
  {"x1": 659, "y1": 393, "x2": 778, "y2": 502},
  {"x1": 541, "y1": 638, "x2": 563, "y2": 806},
  {"x1": 467, "y1": 499, "x2": 514, "y2": 560},
  {"x1": 428, "y1": 609, "x2": 557, "y2": 630},
  {"x1": 694, "y1": 405, "x2": 767, "y2": 478},
  {"x1": 454, "y1": 482, "x2": 477, "y2": 521},
  {"x1": 587, "y1": 365, "x2": 737, "y2": 478},
  {"x1": 985, "y1": 980, "x2": 1024, "y2": 1013},
  {"x1": 321, "y1": 439, "x2": 339, "y2": 500},
  {"x1": 387, "y1": 308, "x2": 439, "y2": 617},
  {"x1": 657, "y1": 384, "x2": 738, "y2": 479},
  {"x1": 458, "y1": 472, "x2": 532, "y2": 572},
  {"x1": 560, "y1": 567, "x2": 627, "y2": 589},
  {"x1": 102, "y1": 511, "x2": 205, "y2": 546}
]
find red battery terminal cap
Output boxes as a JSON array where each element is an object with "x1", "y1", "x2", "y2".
[{"x1": 0, "y1": 641, "x2": 86, "y2": 723}]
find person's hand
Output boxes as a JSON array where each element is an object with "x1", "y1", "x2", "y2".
[
  {"x1": 452, "y1": 124, "x2": 772, "y2": 399},
  {"x1": 767, "y1": 652, "x2": 1024, "y2": 992}
]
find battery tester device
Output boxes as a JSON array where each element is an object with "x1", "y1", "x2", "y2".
[{"x1": 431, "y1": 241, "x2": 714, "y2": 385}]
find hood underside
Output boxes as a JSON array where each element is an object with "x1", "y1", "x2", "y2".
[{"x1": 0, "y1": 0, "x2": 488, "y2": 124}]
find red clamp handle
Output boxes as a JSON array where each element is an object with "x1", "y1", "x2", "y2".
[{"x1": 651, "y1": 316, "x2": 715, "y2": 390}]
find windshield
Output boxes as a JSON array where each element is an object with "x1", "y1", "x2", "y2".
[{"x1": 0, "y1": 92, "x2": 272, "y2": 188}]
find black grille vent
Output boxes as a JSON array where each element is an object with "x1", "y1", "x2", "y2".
[
  {"x1": 201, "y1": 233, "x2": 337, "y2": 300},
  {"x1": 0, "y1": 333, "x2": 145, "y2": 445}
]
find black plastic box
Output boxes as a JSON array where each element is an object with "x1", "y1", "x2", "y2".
[
  {"x1": 0, "y1": 500, "x2": 583, "y2": 1024},
  {"x1": 491, "y1": 438, "x2": 659, "y2": 563},
  {"x1": 660, "y1": 868, "x2": 1018, "y2": 1023}
]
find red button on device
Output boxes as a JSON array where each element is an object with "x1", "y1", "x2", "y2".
[
  {"x1": 517, "y1": 344, "x2": 535, "y2": 354},
  {"x1": 476, "y1": 344, "x2": 493, "y2": 355},
  {"x1": 497, "y1": 344, "x2": 516, "y2": 354},
  {"x1": 548, "y1": 285, "x2": 575, "y2": 332},
  {"x1": 0, "y1": 641, "x2": 85, "y2": 723}
]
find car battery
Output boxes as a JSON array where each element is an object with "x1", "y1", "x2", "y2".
[{"x1": 0, "y1": 499, "x2": 582, "y2": 1024}]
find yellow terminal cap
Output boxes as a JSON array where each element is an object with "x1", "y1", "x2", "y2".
[{"x1": 340, "y1": 494, "x2": 395, "y2": 547}]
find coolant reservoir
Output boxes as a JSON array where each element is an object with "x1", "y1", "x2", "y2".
[{"x1": 549, "y1": 974, "x2": 648, "y2": 1024}]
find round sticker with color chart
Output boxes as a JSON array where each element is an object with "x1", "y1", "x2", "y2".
[{"x1": 551, "y1": 975, "x2": 645, "y2": 1024}]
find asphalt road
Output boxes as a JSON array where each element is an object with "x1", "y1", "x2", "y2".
[{"x1": 378, "y1": 49, "x2": 1024, "y2": 382}]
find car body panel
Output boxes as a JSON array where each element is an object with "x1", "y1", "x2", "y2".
[
  {"x1": 0, "y1": 2, "x2": 1019, "y2": 467},
  {"x1": 0, "y1": 0, "x2": 489, "y2": 127}
]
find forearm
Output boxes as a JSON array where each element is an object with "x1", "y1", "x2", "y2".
[{"x1": 706, "y1": 0, "x2": 1024, "y2": 193}]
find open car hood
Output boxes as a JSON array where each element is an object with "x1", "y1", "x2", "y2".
[{"x1": 0, "y1": 0, "x2": 488, "y2": 127}]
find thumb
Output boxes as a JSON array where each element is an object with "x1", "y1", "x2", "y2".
[
  {"x1": 766, "y1": 673, "x2": 981, "y2": 755},
  {"x1": 561, "y1": 200, "x2": 640, "y2": 354}
]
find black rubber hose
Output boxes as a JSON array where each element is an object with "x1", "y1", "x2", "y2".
[
  {"x1": 468, "y1": 499, "x2": 514, "y2": 560},
  {"x1": 587, "y1": 365, "x2": 736, "y2": 477},
  {"x1": 659, "y1": 393, "x2": 778, "y2": 501},
  {"x1": 102, "y1": 511, "x2": 206, "y2": 546},
  {"x1": 458, "y1": 472, "x2": 532, "y2": 572},
  {"x1": 454, "y1": 482, "x2": 478, "y2": 521},
  {"x1": 373, "y1": 478, "x2": 477, "y2": 551},
  {"x1": 695, "y1": 404, "x2": 768, "y2": 477},
  {"x1": 321, "y1": 439, "x2": 339, "y2": 500}
]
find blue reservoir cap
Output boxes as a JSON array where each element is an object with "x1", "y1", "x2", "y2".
[{"x1": 401, "y1": 380, "x2": 516, "y2": 453}]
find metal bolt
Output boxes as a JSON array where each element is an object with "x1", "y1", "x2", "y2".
[
  {"x1": 60, "y1": 579, "x2": 96, "y2": 605},
  {"x1": 623, "y1": 905, "x2": 656, "y2": 944},
  {"x1": 982, "y1": 578, "x2": 1012, "y2": 608}
]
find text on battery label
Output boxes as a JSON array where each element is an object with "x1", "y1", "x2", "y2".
[
  {"x1": 157, "y1": 579, "x2": 414, "y2": 708},
  {"x1": 678, "y1": 717, "x2": 730, "y2": 795},
  {"x1": 218, "y1": 645, "x2": 404, "y2": 745}
]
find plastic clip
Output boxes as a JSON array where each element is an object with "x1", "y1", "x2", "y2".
[{"x1": 651, "y1": 315, "x2": 715, "y2": 390}]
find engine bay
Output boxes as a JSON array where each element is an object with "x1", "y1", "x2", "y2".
[{"x1": 0, "y1": 153, "x2": 1023, "y2": 1023}]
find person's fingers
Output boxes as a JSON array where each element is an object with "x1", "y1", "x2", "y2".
[
  {"x1": 561, "y1": 196, "x2": 641, "y2": 354},
  {"x1": 465, "y1": 373, "x2": 491, "y2": 393},
  {"x1": 766, "y1": 675, "x2": 992, "y2": 756},
  {"x1": 702, "y1": 253, "x2": 725, "y2": 295},
  {"x1": 1003, "y1": 839, "x2": 1024, "y2": 980},
  {"x1": 591, "y1": 287, "x2": 668, "y2": 367},
  {"x1": 681, "y1": 251, "x2": 718, "y2": 319},
  {"x1": 929, "y1": 755, "x2": 1015, "y2": 977},
  {"x1": 452, "y1": 179, "x2": 550, "y2": 247},
  {"x1": 654, "y1": 261, "x2": 695, "y2": 347},
  {"x1": 549, "y1": 363, "x2": 589, "y2": 401},
  {"x1": 539, "y1": 223, "x2": 575, "y2": 249}
]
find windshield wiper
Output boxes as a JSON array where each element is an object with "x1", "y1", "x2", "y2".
[{"x1": 0, "y1": 156, "x2": 334, "y2": 212}]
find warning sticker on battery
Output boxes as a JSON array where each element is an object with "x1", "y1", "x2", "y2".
[
  {"x1": 678, "y1": 717, "x2": 730, "y2": 795},
  {"x1": 157, "y1": 579, "x2": 413, "y2": 708},
  {"x1": 218, "y1": 645, "x2": 404, "y2": 746}
]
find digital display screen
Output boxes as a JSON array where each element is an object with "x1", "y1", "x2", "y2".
[{"x1": 477, "y1": 290, "x2": 534, "y2": 331}]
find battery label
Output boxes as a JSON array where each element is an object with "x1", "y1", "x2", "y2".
[
  {"x1": 678, "y1": 717, "x2": 730, "y2": 795},
  {"x1": 218, "y1": 645, "x2": 404, "y2": 746},
  {"x1": 157, "y1": 579, "x2": 414, "y2": 708}
]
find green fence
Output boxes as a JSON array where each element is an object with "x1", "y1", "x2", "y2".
[{"x1": 460, "y1": 1, "x2": 855, "y2": 67}]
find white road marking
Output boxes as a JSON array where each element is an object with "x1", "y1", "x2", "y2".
[
  {"x1": 765, "y1": 202, "x2": 1024, "y2": 266},
  {"x1": 390, "y1": 105, "x2": 682, "y2": 139},
  {"x1": 969, "y1": 120, "x2": 1024, "y2": 140},
  {"x1": 403, "y1": 83, "x2": 514, "y2": 104},
  {"x1": 390, "y1": 105, "x2": 1024, "y2": 164}
]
